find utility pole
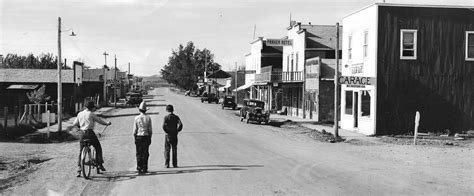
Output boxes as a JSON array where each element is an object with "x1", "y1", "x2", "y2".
[
  {"x1": 235, "y1": 62, "x2": 238, "y2": 104},
  {"x1": 334, "y1": 22, "x2": 340, "y2": 138},
  {"x1": 114, "y1": 55, "x2": 117, "y2": 108},
  {"x1": 57, "y1": 17, "x2": 62, "y2": 132},
  {"x1": 103, "y1": 51, "x2": 109, "y2": 106}
]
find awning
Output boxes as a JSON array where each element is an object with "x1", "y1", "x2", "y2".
[
  {"x1": 233, "y1": 83, "x2": 252, "y2": 92},
  {"x1": 7, "y1": 84, "x2": 38, "y2": 90}
]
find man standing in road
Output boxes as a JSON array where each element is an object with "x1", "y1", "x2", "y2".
[
  {"x1": 133, "y1": 101, "x2": 153, "y2": 174},
  {"x1": 162, "y1": 104, "x2": 183, "y2": 168},
  {"x1": 73, "y1": 101, "x2": 111, "y2": 177}
]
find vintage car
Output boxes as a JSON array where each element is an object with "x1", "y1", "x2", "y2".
[
  {"x1": 126, "y1": 92, "x2": 143, "y2": 106},
  {"x1": 201, "y1": 93, "x2": 219, "y2": 104},
  {"x1": 240, "y1": 99, "x2": 270, "y2": 124},
  {"x1": 221, "y1": 96, "x2": 237, "y2": 110}
]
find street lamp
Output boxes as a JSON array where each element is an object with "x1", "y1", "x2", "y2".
[{"x1": 57, "y1": 17, "x2": 76, "y2": 132}]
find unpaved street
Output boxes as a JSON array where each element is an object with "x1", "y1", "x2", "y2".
[{"x1": 3, "y1": 87, "x2": 474, "y2": 195}]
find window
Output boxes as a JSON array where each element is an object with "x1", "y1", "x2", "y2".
[
  {"x1": 400, "y1": 29, "x2": 417, "y2": 59},
  {"x1": 363, "y1": 31, "x2": 368, "y2": 58},
  {"x1": 466, "y1": 31, "x2": 474, "y2": 60},
  {"x1": 296, "y1": 52, "x2": 299, "y2": 71},
  {"x1": 348, "y1": 35, "x2": 352, "y2": 60},
  {"x1": 361, "y1": 90, "x2": 371, "y2": 117},
  {"x1": 345, "y1": 90, "x2": 353, "y2": 115}
]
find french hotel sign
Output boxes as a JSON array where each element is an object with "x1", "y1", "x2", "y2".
[
  {"x1": 338, "y1": 76, "x2": 376, "y2": 88},
  {"x1": 266, "y1": 39, "x2": 293, "y2": 46}
]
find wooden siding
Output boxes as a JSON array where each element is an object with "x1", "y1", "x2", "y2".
[{"x1": 376, "y1": 6, "x2": 474, "y2": 134}]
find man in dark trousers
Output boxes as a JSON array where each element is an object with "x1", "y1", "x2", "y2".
[
  {"x1": 162, "y1": 104, "x2": 183, "y2": 168},
  {"x1": 133, "y1": 101, "x2": 153, "y2": 174},
  {"x1": 73, "y1": 101, "x2": 111, "y2": 177}
]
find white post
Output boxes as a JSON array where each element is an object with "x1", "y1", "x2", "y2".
[
  {"x1": 413, "y1": 111, "x2": 420, "y2": 145},
  {"x1": 47, "y1": 110, "x2": 51, "y2": 138}
]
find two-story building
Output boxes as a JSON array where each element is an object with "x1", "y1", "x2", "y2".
[
  {"x1": 247, "y1": 37, "x2": 283, "y2": 111},
  {"x1": 282, "y1": 22, "x2": 342, "y2": 118},
  {"x1": 341, "y1": 3, "x2": 474, "y2": 135}
]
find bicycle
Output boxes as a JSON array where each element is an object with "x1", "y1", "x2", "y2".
[{"x1": 80, "y1": 125, "x2": 108, "y2": 179}]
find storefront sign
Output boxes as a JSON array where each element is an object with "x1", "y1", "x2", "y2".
[
  {"x1": 338, "y1": 76, "x2": 375, "y2": 88},
  {"x1": 266, "y1": 39, "x2": 293, "y2": 46},
  {"x1": 351, "y1": 63, "x2": 363, "y2": 74}
]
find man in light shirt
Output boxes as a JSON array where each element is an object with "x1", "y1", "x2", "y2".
[
  {"x1": 73, "y1": 101, "x2": 111, "y2": 177},
  {"x1": 133, "y1": 101, "x2": 153, "y2": 174}
]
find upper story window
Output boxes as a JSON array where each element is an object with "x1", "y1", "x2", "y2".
[
  {"x1": 296, "y1": 52, "x2": 299, "y2": 71},
  {"x1": 400, "y1": 29, "x2": 417, "y2": 60},
  {"x1": 466, "y1": 31, "x2": 474, "y2": 61},
  {"x1": 363, "y1": 31, "x2": 368, "y2": 58},
  {"x1": 348, "y1": 35, "x2": 352, "y2": 60}
]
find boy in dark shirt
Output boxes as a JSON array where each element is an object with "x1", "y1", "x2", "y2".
[{"x1": 162, "y1": 104, "x2": 183, "y2": 168}]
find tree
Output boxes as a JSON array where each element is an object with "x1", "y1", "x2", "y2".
[
  {"x1": 160, "y1": 41, "x2": 221, "y2": 90},
  {"x1": 0, "y1": 53, "x2": 68, "y2": 69},
  {"x1": 26, "y1": 85, "x2": 51, "y2": 104}
]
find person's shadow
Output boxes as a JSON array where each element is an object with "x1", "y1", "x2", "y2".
[{"x1": 88, "y1": 164, "x2": 264, "y2": 182}]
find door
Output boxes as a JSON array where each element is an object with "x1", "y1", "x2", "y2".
[{"x1": 353, "y1": 91, "x2": 359, "y2": 128}]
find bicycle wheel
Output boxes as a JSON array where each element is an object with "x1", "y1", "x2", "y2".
[
  {"x1": 90, "y1": 146, "x2": 100, "y2": 174},
  {"x1": 81, "y1": 147, "x2": 92, "y2": 179}
]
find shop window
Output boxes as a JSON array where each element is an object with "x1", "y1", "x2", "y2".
[
  {"x1": 345, "y1": 90, "x2": 353, "y2": 115},
  {"x1": 361, "y1": 90, "x2": 371, "y2": 117},
  {"x1": 466, "y1": 31, "x2": 474, "y2": 61},
  {"x1": 400, "y1": 29, "x2": 417, "y2": 59}
]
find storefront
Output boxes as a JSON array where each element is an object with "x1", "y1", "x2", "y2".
[{"x1": 339, "y1": 76, "x2": 376, "y2": 135}]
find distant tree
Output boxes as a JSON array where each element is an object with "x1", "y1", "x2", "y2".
[
  {"x1": 26, "y1": 85, "x2": 51, "y2": 104},
  {"x1": 160, "y1": 41, "x2": 221, "y2": 90},
  {"x1": 0, "y1": 53, "x2": 68, "y2": 69}
]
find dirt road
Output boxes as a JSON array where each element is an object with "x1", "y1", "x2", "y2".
[{"x1": 3, "y1": 88, "x2": 474, "y2": 195}]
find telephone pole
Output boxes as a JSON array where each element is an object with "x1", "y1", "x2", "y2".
[
  {"x1": 114, "y1": 54, "x2": 117, "y2": 108},
  {"x1": 103, "y1": 51, "x2": 109, "y2": 106},
  {"x1": 235, "y1": 62, "x2": 238, "y2": 104},
  {"x1": 334, "y1": 22, "x2": 340, "y2": 138},
  {"x1": 57, "y1": 17, "x2": 62, "y2": 132}
]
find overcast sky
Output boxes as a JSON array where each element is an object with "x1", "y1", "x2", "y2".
[{"x1": 1, "y1": 0, "x2": 472, "y2": 76}]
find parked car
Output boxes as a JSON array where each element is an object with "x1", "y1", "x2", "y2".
[
  {"x1": 240, "y1": 99, "x2": 270, "y2": 124},
  {"x1": 221, "y1": 96, "x2": 237, "y2": 110},
  {"x1": 201, "y1": 93, "x2": 219, "y2": 104},
  {"x1": 126, "y1": 92, "x2": 143, "y2": 106}
]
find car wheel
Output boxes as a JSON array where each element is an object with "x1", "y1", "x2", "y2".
[{"x1": 232, "y1": 106, "x2": 236, "y2": 110}]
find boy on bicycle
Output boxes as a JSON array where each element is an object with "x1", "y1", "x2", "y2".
[{"x1": 73, "y1": 101, "x2": 111, "y2": 177}]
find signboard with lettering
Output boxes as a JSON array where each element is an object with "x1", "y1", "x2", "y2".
[
  {"x1": 266, "y1": 39, "x2": 293, "y2": 46},
  {"x1": 305, "y1": 57, "x2": 320, "y2": 90},
  {"x1": 338, "y1": 76, "x2": 376, "y2": 88}
]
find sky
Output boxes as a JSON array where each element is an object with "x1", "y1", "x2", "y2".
[{"x1": 1, "y1": 0, "x2": 473, "y2": 76}]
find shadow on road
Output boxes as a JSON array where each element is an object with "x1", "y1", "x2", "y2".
[
  {"x1": 98, "y1": 112, "x2": 160, "y2": 119},
  {"x1": 88, "y1": 165, "x2": 263, "y2": 182}
]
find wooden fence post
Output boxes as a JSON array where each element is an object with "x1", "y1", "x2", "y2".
[
  {"x1": 3, "y1": 107, "x2": 8, "y2": 128},
  {"x1": 14, "y1": 106, "x2": 18, "y2": 126}
]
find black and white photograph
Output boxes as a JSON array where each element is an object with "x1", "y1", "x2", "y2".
[{"x1": 0, "y1": 0, "x2": 473, "y2": 195}]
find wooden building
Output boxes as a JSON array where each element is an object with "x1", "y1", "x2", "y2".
[{"x1": 341, "y1": 3, "x2": 474, "y2": 135}]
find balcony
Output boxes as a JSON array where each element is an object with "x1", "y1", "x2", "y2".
[
  {"x1": 282, "y1": 71, "x2": 303, "y2": 82},
  {"x1": 254, "y1": 66, "x2": 282, "y2": 84}
]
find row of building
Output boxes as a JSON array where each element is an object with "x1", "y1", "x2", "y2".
[
  {"x1": 0, "y1": 61, "x2": 145, "y2": 115},
  {"x1": 235, "y1": 3, "x2": 474, "y2": 135}
]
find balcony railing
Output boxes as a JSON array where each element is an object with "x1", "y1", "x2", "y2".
[
  {"x1": 255, "y1": 71, "x2": 282, "y2": 83},
  {"x1": 282, "y1": 71, "x2": 304, "y2": 82}
]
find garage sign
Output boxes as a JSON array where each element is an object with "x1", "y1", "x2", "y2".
[{"x1": 338, "y1": 76, "x2": 375, "y2": 88}]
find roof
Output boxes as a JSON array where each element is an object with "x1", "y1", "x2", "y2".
[
  {"x1": 7, "y1": 84, "x2": 38, "y2": 90},
  {"x1": 207, "y1": 70, "x2": 232, "y2": 79},
  {"x1": 0, "y1": 69, "x2": 76, "y2": 83},
  {"x1": 344, "y1": 3, "x2": 474, "y2": 19},
  {"x1": 302, "y1": 25, "x2": 343, "y2": 50}
]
